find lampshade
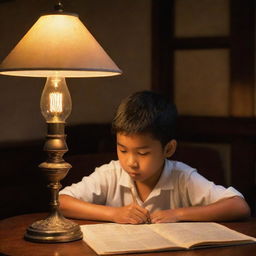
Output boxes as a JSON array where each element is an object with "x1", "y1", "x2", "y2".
[{"x1": 0, "y1": 12, "x2": 122, "y2": 77}]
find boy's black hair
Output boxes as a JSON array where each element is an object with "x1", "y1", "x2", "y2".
[{"x1": 112, "y1": 91, "x2": 177, "y2": 146}]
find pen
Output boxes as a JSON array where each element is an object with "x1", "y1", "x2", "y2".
[
  {"x1": 130, "y1": 186, "x2": 151, "y2": 224},
  {"x1": 130, "y1": 187, "x2": 138, "y2": 204}
]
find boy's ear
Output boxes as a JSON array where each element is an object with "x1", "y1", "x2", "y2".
[{"x1": 164, "y1": 139, "x2": 177, "y2": 158}]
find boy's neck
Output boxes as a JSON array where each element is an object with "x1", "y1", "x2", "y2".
[{"x1": 134, "y1": 167, "x2": 163, "y2": 202}]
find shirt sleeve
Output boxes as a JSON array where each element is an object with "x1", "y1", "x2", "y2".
[
  {"x1": 182, "y1": 170, "x2": 244, "y2": 206},
  {"x1": 59, "y1": 161, "x2": 117, "y2": 204}
]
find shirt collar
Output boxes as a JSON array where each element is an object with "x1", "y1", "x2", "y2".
[
  {"x1": 119, "y1": 165, "x2": 132, "y2": 188},
  {"x1": 154, "y1": 159, "x2": 174, "y2": 190}
]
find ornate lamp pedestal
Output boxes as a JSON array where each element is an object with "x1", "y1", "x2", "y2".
[{"x1": 24, "y1": 123, "x2": 83, "y2": 243}]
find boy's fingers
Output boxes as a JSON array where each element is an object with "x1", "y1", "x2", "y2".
[
  {"x1": 134, "y1": 204, "x2": 148, "y2": 213},
  {"x1": 133, "y1": 205, "x2": 150, "y2": 223},
  {"x1": 131, "y1": 209, "x2": 147, "y2": 223}
]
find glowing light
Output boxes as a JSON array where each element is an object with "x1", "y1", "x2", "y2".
[{"x1": 50, "y1": 92, "x2": 63, "y2": 113}]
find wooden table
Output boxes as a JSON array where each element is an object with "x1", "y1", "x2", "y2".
[{"x1": 0, "y1": 213, "x2": 256, "y2": 256}]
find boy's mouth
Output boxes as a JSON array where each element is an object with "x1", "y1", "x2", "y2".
[{"x1": 128, "y1": 171, "x2": 140, "y2": 178}]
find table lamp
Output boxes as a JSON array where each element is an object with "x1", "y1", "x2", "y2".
[{"x1": 0, "y1": 2, "x2": 121, "y2": 243}]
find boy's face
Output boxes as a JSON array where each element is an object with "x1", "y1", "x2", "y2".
[{"x1": 116, "y1": 132, "x2": 174, "y2": 187}]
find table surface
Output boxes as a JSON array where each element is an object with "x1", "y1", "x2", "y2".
[{"x1": 0, "y1": 213, "x2": 256, "y2": 256}]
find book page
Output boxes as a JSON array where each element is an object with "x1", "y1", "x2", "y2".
[
  {"x1": 81, "y1": 223, "x2": 181, "y2": 255},
  {"x1": 150, "y1": 222, "x2": 256, "y2": 248}
]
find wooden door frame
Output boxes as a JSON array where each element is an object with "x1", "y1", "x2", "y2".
[{"x1": 151, "y1": 0, "x2": 256, "y2": 214}]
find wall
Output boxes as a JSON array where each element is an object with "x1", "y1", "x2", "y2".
[{"x1": 0, "y1": 0, "x2": 152, "y2": 142}]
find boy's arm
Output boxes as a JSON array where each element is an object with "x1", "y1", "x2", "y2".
[
  {"x1": 59, "y1": 194, "x2": 150, "y2": 224},
  {"x1": 150, "y1": 196, "x2": 251, "y2": 223}
]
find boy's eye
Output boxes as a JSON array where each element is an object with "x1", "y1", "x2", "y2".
[
  {"x1": 118, "y1": 148, "x2": 127, "y2": 153},
  {"x1": 138, "y1": 152, "x2": 149, "y2": 156}
]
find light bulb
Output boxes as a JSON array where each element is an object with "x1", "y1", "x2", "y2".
[{"x1": 40, "y1": 77, "x2": 72, "y2": 123}]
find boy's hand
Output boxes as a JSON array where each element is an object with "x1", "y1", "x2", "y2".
[
  {"x1": 113, "y1": 203, "x2": 150, "y2": 224},
  {"x1": 150, "y1": 209, "x2": 180, "y2": 223}
]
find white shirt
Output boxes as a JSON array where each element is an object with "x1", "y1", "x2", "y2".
[{"x1": 59, "y1": 159, "x2": 243, "y2": 213}]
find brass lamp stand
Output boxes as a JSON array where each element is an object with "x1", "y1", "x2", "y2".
[
  {"x1": 25, "y1": 123, "x2": 82, "y2": 242},
  {"x1": 0, "y1": 2, "x2": 121, "y2": 243}
]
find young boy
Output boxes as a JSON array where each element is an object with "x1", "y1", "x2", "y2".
[{"x1": 59, "y1": 91, "x2": 250, "y2": 224}]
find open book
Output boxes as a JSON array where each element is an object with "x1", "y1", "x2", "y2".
[{"x1": 81, "y1": 222, "x2": 256, "y2": 255}]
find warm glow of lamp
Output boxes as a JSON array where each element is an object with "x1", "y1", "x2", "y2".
[
  {"x1": 41, "y1": 77, "x2": 71, "y2": 123},
  {"x1": 0, "y1": 3, "x2": 121, "y2": 243}
]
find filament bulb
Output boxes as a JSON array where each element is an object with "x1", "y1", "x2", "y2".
[{"x1": 40, "y1": 77, "x2": 72, "y2": 123}]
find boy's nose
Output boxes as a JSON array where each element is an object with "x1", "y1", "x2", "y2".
[{"x1": 127, "y1": 155, "x2": 138, "y2": 168}]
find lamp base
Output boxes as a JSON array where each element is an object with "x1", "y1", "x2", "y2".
[
  {"x1": 24, "y1": 122, "x2": 83, "y2": 243},
  {"x1": 24, "y1": 212, "x2": 83, "y2": 243}
]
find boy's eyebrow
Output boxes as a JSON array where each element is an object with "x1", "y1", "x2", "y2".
[
  {"x1": 117, "y1": 142, "x2": 125, "y2": 147},
  {"x1": 116, "y1": 142, "x2": 150, "y2": 149}
]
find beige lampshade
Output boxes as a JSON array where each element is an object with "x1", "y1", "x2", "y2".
[{"x1": 0, "y1": 13, "x2": 121, "y2": 77}]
